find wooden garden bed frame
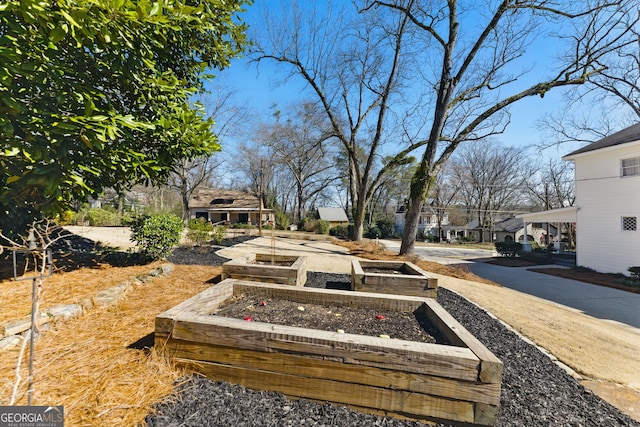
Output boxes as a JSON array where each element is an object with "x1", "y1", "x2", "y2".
[
  {"x1": 221, "y1": 253, "x2": 307, "y2": 286},
  {"x1": 155, "y1": 280, "x2": 502, "y2": 426},
  {"x1": 351, "y1": 259, "x2": 438, "y2": 298}
]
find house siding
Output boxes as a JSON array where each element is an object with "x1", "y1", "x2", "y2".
[{"x1": 573, "y1": 144, "x2": 640, "y2": 274}]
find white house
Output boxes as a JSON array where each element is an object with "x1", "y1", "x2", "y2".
[
  {"x1": 395, "y1": 204, "x2": 449, "y2": 239},
  {"x1": 519, "y1": 124, "x2": 640, "y2": 275}
]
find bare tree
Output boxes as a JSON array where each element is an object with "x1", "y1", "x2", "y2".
[
  {"x1": 169, "y1": 80, "x2": 252, "y2": 221},
  {"x1": 363, "y1": 0, "x2": 638, "y2": 254},
  {"x1": 523, "y1": 157, "x2": 576, "y2": 246},
  {"x1": 537, "y1": 16, "x2": 639, "y2": 148},
  {"x1": 449, "y1": 140, "x2": 526, "y2": 242},
  {"x1": 260, "y1": 101, "x2": 339, "y2": 223},
  {"x1": 251, "y1": 1, "x2": 415, "y2": 240}
]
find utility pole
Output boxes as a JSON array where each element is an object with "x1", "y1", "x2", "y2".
[{"x1": 545, "y1": 182, "x2": 550, "y2": 245}]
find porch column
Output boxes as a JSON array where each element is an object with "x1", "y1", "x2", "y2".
[{"x1": 521, "y1": 222, "x2": 532, "y2": 252}]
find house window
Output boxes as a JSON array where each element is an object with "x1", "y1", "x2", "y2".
[
  {"x1": 621, "y1": 157, "x2": 640, "y2": 177},
  {"x1": 622, "y1": 216, "x2": 637, "y2": 231}
]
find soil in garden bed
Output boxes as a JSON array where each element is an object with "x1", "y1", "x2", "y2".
[
  {"x1": 214, "y1": 295, "x2": 450, "y2": 344},
  {"x1": 250, "y1": 260, "x2": 295, "y2": 266},
  {"x1": 363, "y1": 266, "x2": 418, "y2": 275}
]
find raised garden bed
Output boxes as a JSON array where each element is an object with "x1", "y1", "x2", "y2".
[
  {"x1": 351, "y1": 259, "x2": 438, "y2": 298},
  {"x1": 221, "y1": 253, "x2": 307, "y2": 286},
  {"x1": 155, "y1": 279, "x2": 502, "y2": 426}
]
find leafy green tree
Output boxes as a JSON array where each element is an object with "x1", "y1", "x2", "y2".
[{"x1": 0, "y1": 0, "x2": 250, "y2": 226}]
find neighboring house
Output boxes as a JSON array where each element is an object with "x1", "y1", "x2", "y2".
[
  {"x1": 189, "y1": 188, "x2": 274, "y2": 226},
  {"x1": 317, "y1": 207, "x2": 349, "y2": 227},
  {"x1": 395, "y1": 204, "x2": 449, "y2": 238},
  {"x1": 519, "y1": 123, "x2": 640, "y2": 275},
  {"x1": 493, "y1": 217, "x2": 557, "y2": 245}
]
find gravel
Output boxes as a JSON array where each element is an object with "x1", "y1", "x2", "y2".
[{"x1": 145, "y1": 258, "x2": 640, "y2": 427}]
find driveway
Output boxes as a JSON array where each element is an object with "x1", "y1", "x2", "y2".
[
  {"x1": 467, "y1": 262, "x2": 640, "y2": 328},
  {"x1": 379, "y1": 240, "x2": 495, "y2": 264},
  {"x1": 381, "y1": 239, "x2": 640, "y2": 328}
]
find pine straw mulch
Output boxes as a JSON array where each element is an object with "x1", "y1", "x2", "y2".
[
  {"x1": 1, "y1": 262, "x2": 168, "y2": 325},
  {"x1": 334, "y1": 239, "x2": 500, "y2": 287},
  {"x1": 0, "y1": 262, "x2": 221, "y2": 426}
]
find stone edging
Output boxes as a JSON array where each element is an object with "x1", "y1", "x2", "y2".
[{"x1": 0, "y1": 264, "x2": 174, "y2": 352}]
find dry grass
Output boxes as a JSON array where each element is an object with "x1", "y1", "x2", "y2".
[
  {"x1": 0, "y1": 264, "x2": 221, "y2": 426},
  {"x1": 335, "y1": 239, "x2": 500, "y2": 286}
]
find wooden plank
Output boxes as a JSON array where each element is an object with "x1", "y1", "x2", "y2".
[
  {"x1": 353, "y1": 284, "x2": 438, "y2": 298},
  {"x1": 222, "y1": 273, "x2": 290, "y2": 285},
  {"x1": 177, "y1": 358, "x2": 476, "y2": 424},
  {"x1": 475, "y1": 402, "x2": 500, "y2": 426},
  {"x1": 255, "y1": 253, "x2": 300, "y2": 264},
  {"x1": 155, "y1": 280, "x2": 235, "y2": 338},
  {"x1": 231, "y1": 281, "x2": 427, "y2": 312},
  {"x1": 406, "y1": 262, "x2": 439, "y2": 289},
  {"x1": 170, "y1": 315, "x2": 481, "y2": 381},
  {"x1": 166, "y1": 338, "x2": 501, "y2": 405},
  {"x1": 419, "y1": 300, "x2": 503, "y2": 384}
]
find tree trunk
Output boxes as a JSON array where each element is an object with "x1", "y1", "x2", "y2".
[
  {"x1": 400, "y1": 195, "x2": 423, "y2": 255},
  {"x1": 351, "y1": 194, "x2": 366, "y2": 241}
]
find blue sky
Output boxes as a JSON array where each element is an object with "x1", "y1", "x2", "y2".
[{"x1": 209, "y1": 1, "x2": 597, "y2": 164}]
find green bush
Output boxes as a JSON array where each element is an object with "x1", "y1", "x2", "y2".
[
  {"x1": 186, "y1": 218, "x2": 214, "y2": 246},
  {"x1": 84, "y1": 207, "x2": 120, "y2": 226},
  {"x1": 520, "y1": 251, "x2": 551, "y2": 264},
  {"x1": 376, "y1": 219, "x2": 395, "y2": 238},
  {"x1": 314, "y1": 220, "x2": 331, "y2": 235},
  {"x1": 230, "y1": 223, "x2": 256, "y2": 229},
  {"x1": 365, "y1": 226, "x2": 381, "y2": 238},
  {"x1": 211, "y1": 225, "x2": 226, "y2": 244},
  {"x1": 329, "y1": 224, "x2": 349, "y2": 238},
  {"x1": 275, "y1": 210, "x2": 290, "y2": 231},
  {"x1": 129, "y1": 213, "x2": 184, "y2": 260},
  {"x1": 494, "y1": 241, "x2": 522, "y2": 258}
]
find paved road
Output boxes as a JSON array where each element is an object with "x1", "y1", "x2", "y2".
[{"x1": 381, "y1": 240, "x2": 640, "y2": 328}]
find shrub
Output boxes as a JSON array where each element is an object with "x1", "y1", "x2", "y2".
[
  {"x1": 84, "y1": 207, "x2": 120, "y2": 226},
  {"x1": 211, "y1": 225, "x2": 226, "y2": 244},
  {"x1": 520, "y1": 251, "x2": 551, "y2": 264},
  {"x1": 186, "y1": 218, "x2": 214, "y2": 246},
  {"x1": 230, "y1": 223, "x2": 256, "y2": 229},
  {"x1": 314, "y1": 220, "x2": 331, "y2": 235},
  {"x1": 129, "y1": 213, "x2": 184, "y2": 260},
  {"x1": 375, "y1": 219, "x2": 395, "y2": 238},
  {"x1": 494, "y1": 241, "x2": 522, "y2": 258},
  {"x1": 300, "y1": 217, "x2": 316, "y2": 232},
  {"x1": 365, "y1": 226, "x2": 381, "y2": 238},
  {"x1": 329, "y1": 224, "x2": 349, "y2": 239},
  {"x1": 628, "y1": 266, "x2": 640, "y2": 280},
  {"x1": 274, "y1": 210, "x2": 290, "y2": 231}
]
